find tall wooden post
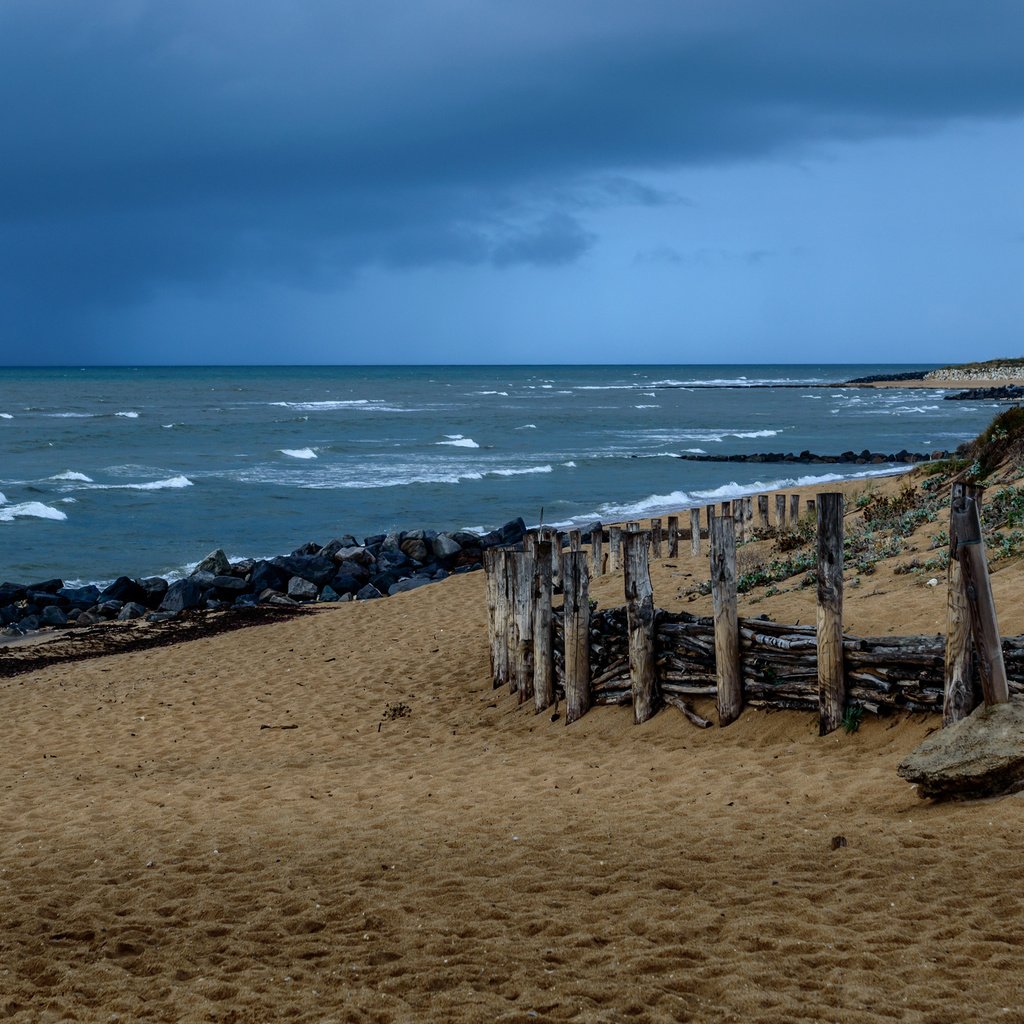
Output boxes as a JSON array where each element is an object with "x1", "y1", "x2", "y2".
[
  {"x1": 705, "y1": 504, "x2": 715, "y2": 532},
  {"x1": 944, "y1": 484, "x2": 981, "y2": 724},
  {"x1": 790, "y1": 494, "x2": 801, "y2": 527},
  {"x1": 757, "y1": 494, "x2": 769, "y2": 532},
  {"x1": 951, "y1": 494, "x2": 1009, "y2": 706},
  {"x1": 532, "y1": 542, "x2": 554, "y2": 713},
  {"x1": 710, "y1": 515, "x2": 742, "y2": 726},
  {"x1": 551, "y1": 531, "x2": 563, "y2": 591},
  {"x1": 667, "y1": 515, "x2": 679, "y2": 558},
  {"x1": 806, "y1": 498, "x2": 816, "y2": 519},
  {"x1": 513, "y1": 551, "x2": 536, "y2": 703},
  {"x1": 732, "y1": 500, "x2": 745, "y2": 544},
  {"x1": 720, "y1": 501, "x2": 731, "y2": 521},
  {"x1": 744, "y1": 497, "x2": 754, "y2": 539},
  {"x1": 623, "y1": 531, "x2": 658, "y2": 724},
  {"x1": 609, "y1": 526, "x2": 623, "y2": 571},
  {"x1": 775, "y1": 494, "x2": 787, "y2": 531},
  {"x1": 563, "y1": 551, "x2": 591, "y2": 725},
  {"x1": 816, "y1": 493, "x2": 845, "y2": 736},
  {"x1": 590, "y1": 524, "x2": 604, "y2": 578},
  {"x1": 651, "y1": 518, "x2": 663, "y2": 559},
  {"x1": 689, "y1": 508, "x2": 701, "y2": 556}
]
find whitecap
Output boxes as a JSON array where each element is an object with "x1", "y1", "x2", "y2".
[
  {"x1": 0, "y1": 413, "x2": 12, "y2": 419},
  {"x1": 515, "y1": 424, "x2": 537, "y2": 430},
  {"x1": 162, "y1": 423, "x2": 178, "y2": 429},
  {"x1": 489, "y1": 465, "x2": 553, "y2": 477},
  {"x1": 280, "y1": 448, "x2": 318, "y2": 459},
  {"x1": 50, "y1": 471, "x2": 94, "y2": 482},
  {"x1": 682, "y1": 448, "x2": 707, "y2": 454},
  {"x1": 61, "y1": 497, "x2": 77, "y2": 503},
  {"x1": 46, "y1": 412, "x2": 94, "y2": 418},
  {"x1": 634, "y1": 404, "x2": 660, "y2": 409},
  {"x1": 563, "y1": 461, "x2": 577, "y2": 468},
  {"x1": 436, "y1": 436, "x2": 480, "y2": 448},
  {"x1": 476, "y1": 391, "x2": 509, "y2": 396},
  {"x1": 89, "y1": 475, "x2": 193, "y2": 491},
  {"x1": 116, "y1": 411, "x2": 140, "y2": 418},
  {"x1": 0, "y1": 501, "x2": 68, "y2": 522},
  {"x1": 731, "y1": 429, "x2": 779, "y2": 439}
]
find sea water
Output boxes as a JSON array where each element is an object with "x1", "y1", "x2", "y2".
[{"x1": 0, "y1": 364, "x2": 1002, "y2": 584}]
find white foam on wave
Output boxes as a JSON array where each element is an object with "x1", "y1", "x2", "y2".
[
  {"x1": 732, "y1": 429, "x2": 779, "y2": 439},
  {"x1": 476, "y1": 391, "x2": 509, "y2": 396},
  {"x1": 0, "y1": 491, "x2": 5, "y2": 504},
  {"x1": 162, "y1": 423, "x2": 178, "y2": 429},
  {"x1": 50, "y1": 471, "x2": 94, "y2": 482},
  {"x1": 563, "y1": 461, "x2": 577, "y2": 468},
  {"x1": 436, "y1": 435, "x2": 480, "y2": 448},
  {"x1": 280, "y1": 448, "x2": 318, "y2": 459},
  {"x1": 89, "y1": 475, "x2": 193, "y2": 491},
  {"x1": 634, "y1": 404, "x2": 660, "y2": 409},
  {"x1": 0, "y1": 413, "x2": 12, "y2": 419},
  {"x1": 0, "y1": 501, "x2": 68, "y2": 522},
  {"x1": 593, "y1": 467, "x2": 911, "y2": 522},
  {"x1": 683, "y1": 448, "x2": 707, "y2": 454},
  {"x1": 46, "y1": 412, "x2": 94, "y2": 418},
  {"x1": 61, "y1": 497, "x2": 77, "y2": 503},
  {"x1": 516, "y1": 424, "x2": 537, "y2": 429},
  {"x1": 270, "y1": 399, "x2": 410, "y2": 413},
  {"x1": 490, "y1": 465, "x2": 552, "y2": 477},
  {"x1": 116, "y1": 411, "x2": 139, "y2": 418}
]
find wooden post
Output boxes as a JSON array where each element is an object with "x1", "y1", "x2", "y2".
[
  {"x1": 483, "y1": 548, "x2": 499, "y2": 685},
  {"x1": 689, "y1": 508, "x2": 701, "y2": 556},
  {"x1": 720, "y1": 501, "x2": 731, "y2": 521},
  {"x1": 651, "y1": 518, "x2": 663, "y2": 559},
  {"x1": 705, "y1": 504, "x2": 715, "y2": 532},
  {"x1": 532, "y1": 541, "x2": 554, "y2": 713},
  {"x1": 816, "y1": 493, "x2": 845, "y2": 736},
  {"x1": 551, "y1": 531, "x2": 563, "y2": 591},
  {"x1": 513, "y1": 551, "x2": 535, "y2": 703},
  {"x1": 627, "y1": 521, "x2": 640, "y2": 533},
  {"x1": 623, "y1": 531, "x2": 658, "y2": 724},
  {"x1": 569, "y1": 528, "x2": 581, "y2": 553},
  {"x1": 563, "y1": 551, "x2": 591, "y2": 725},
  {"x1": 775, "y1": 494, "x2": 787, "y2": 531},
  {"x1": 944, "y1": 484, "x2": 981, "y2": 724},
  {"x1": 500, "y1": 549, "x2": 517, "y2": 692},
  {"x1": 790, "y1": 494, "x2": 801, "y2": 526},
  {"x1": 667, "y1": 515, "x2": 679, "y2": 558},
  {"x1": 609, "y1": 526, "x2": 623, "y2": 571},
  {"x1": 806, "y1": 498, "x2": 816, "y2": 519},
  {"x1": 590, "y1": 524, "x2": 604, "y2": 578},
  {"x1": 710, "y1": 515, "x2": 742, "y2": 726},
  {"x1": 732, "y1": 500, "x2": 744, "y2": 544},
  {"x1": 758, "y1": 495, "x2": 769, "y2": 532},
  {"x1": 951, "y1": 494, "x2": 1009, "y2": 706}
]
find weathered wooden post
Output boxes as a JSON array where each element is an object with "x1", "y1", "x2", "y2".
[
  {"x1": 744, "y1": 496, "x2": 754, "y2": 539},
  {"x1": 944, "y1": 484, "x2": 982, "y2": 724},
  {"x1": 732, "y1": 500, "x2": 745, "y2": 544},
  {"x1": 790, "y1": 494, "x2": 801, "y2": 527},
  {"x1": 609, "y1": 526, "x2": 623, "y2": 571},
  {"x1": 499, "y1": 548, "x2": 517, "y2": 693},
  {"x1": 710, "y1": 515, "x2": 742, "y2": 725},
  {"x1": 720, "y1": 501, "x2": 731, "y2": 521},
  {"x1": 667, "y1": 515, "x2": 679, "y2": 558},
  {"x1": 689, "y1": 508, "x2": 701, "y2": 556},
  {"x1": 627, "y1": 521, "x2": 640, "y2": 534},
  {"x1": 484, "y1": 548, "x2": 500, "y2": 685},
  {"x1": 775, "y1": 494, "x2": 787, "y2": 531},
  {"x1": 513, "y1": 550, "x2": 536, "y2": 703},
  {"x1": 705, "y1": 504, "x2": 715, "y2": 532},
  {"x1": 563, "y1": 550, "x2": 591, "y2": 725},
  {"x1": 950, "y1": 494, "x2": 1009, "y2": 706},
  {"x1": 806, "y1": 498, "x2": 816, "y2": 520},
  {"x1": 758, "y1": 495, "x2": 770, "y2": 532},
  {"x1": 816, "y1": 493, "x2": 845, "y2": 736},
  {"x1": 623, "y1": 530, "x2": 658, "y2": 724},
  {"x1": 532, "y1": 541, "x2": 554, "y2": 713},
  {"x1": 569, "y1": 528, "x2": 582, "y2": 553},
  {"x1": 551, "y1": 531, "x2": 563, "y2": 591},
  {"x1": 651, "y1": 518, "x2": 663, "y2": 559},
  {"x1": 590, "y1": 524, "x2": 604, "y2": 578}
]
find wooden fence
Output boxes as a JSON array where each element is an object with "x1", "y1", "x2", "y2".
[{"x1": 484, "y1": 490, "x2": 1011, "y2": 735}]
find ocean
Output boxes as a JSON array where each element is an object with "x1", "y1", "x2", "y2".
[{"x1": 0, "y1": 364, "x2": 1002, "y2": 586}]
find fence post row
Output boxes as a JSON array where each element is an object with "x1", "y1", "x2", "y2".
[
  {"x1": 950, "y1": 493, "x2": 1009, "y2": 707},
  {"x1": 622, "y1": 530, "x2": 659, "y2": 725},
  {"x1": 709, "y1": 515, "x2": 743, "y2": 726},
  {"x1": 563, "y1": 550, "x2": 591, "y2": 725},
  {"x1": 816, "y1": 493, "x2": 845, "y2": 735}
]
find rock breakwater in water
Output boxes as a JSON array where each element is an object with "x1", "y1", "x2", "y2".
[
  {"x1": 0, "y1": 517, "x2": 532, "y2": 639},
  {"x1": 673, "y1": 448, "x2": 949, "y2": 465}
]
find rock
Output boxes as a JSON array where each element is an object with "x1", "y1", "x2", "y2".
[
  {"x1": 388, "y1": 577, "x2": 433, "y2": 596},
  {"x1": 100, "y1": 576, "x2": 146, "y2": 605},
  {"x1": 28, "y1": 589, "x2": 68, "y2": 609},
  {"x1": 381, "y1": 531, "x2": 403, "y2": 553},
  {"x1": 234, "y1": 594, "x2": 259, "y2": 607},
  {"x1": 266, "y1": 593, "x2": 299, "y2": 607},
  {"x1": 117, "y1": 602, "x2": 147, "y2": 620},
  {"x1": 329, "y1": 570, "x2": 367, "y2": 595},
  {"x1": 27, "y1": 578, "x2": 63, "y2": 595},
  {"x1": 400, "y1": 536, "x2": 430, "y2": 563},
  {"x1": 146, "y1": 611, "x2": 179, "y2": 623},
  {"x1": 290, "y1": 541, "x2": 321, "y2": 557},
  {"x1": 137, "y1": 577, "x2": 169, "y2": 608},
  {"x1": 248, "y1": 560, "x2": 289, "y2": 595},
  {"x1": 317, "y1": 538, "x2": 345, "y2": 561},
  {"x1": 97, "y1": 600, "x2": 124, "y2": 618},
  {"x1": 499, "y1": 517, "x2": 527, "y2": 546},
  {"x1": 258, "y1": 588, "x2": 285, "y2": 602},
  {"x1": 431, "y1": 534, "x2": 462, "y2": 560},
  {"x1": 0, "y1": 583, "x2": 26, "y2": 606},
  {"x1": 269, "y1": 554, "x2": 336, "y2": 588},
  {"x1": 287, "y1": 576, "x2": 319, "y2": 602},
  {"x1": 18, "y1": 614, "x2": 41, "y2": 631},
  {"x1": 355, "y1": 583, "x2": 383, "y2": 601},
  {"x1": 334, "y1": 546, "x2": 374, "y2": 567},
  {"x1": 898, "y1": 701, "x2": 1024, "y2": 799},
  {"x1": 212, "y1": 575, "x2": 247, "y2": 592},
  {"x1": 41, "y1": 605, "x2": 68, "y2": 626},
  {"x1": 58, "y1": 584, "x2": 101, "y2": 609},
  {"x1": 76, "y1": 610, "x2": 103, "y2": 626},
  {"x1": 159, "y1": 578, "x2": 209, "y2": 613},
  {"x1": 230, "y1": 558, "x2": 256, "y2": 577},
  {"x1": 193, "y1": 549, "x2": 231, "y2": 576},
  {"x1": 318, "y1": 585, "x2": 343, "y2": 602}
]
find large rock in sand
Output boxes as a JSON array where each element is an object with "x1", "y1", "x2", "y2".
[{"x1": 898, "y1": 701, "x2": 1024, "y2": 800}]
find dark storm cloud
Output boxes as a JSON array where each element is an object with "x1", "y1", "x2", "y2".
[{"x1": 1, "y1": 0, "x2": 1023, "y2": 349}]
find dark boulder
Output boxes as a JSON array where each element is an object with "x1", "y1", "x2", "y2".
[
  {"x1": 269, "y1": 554, "x2": 336, "y2": 588},
  {"x1": 76, "y1": 609, "x2": 103, "y2": 627},
  {"x1": 356, "y1": 583, "x2": 383, "y2": 601},
  {"x1": 58, "y1": 584, "x2": 101, "y2": 610},
  {"x1": 431, "y1": 534, "x2": 462, "y2": 561},
  {"x1": 41, "y1": 605, "x2": 68, "y2": 627},
  {"x1": 28, "y1": 589, "x2": 68, "y2": 609},
  {"x1": 146, "y1": 611, "x2": 179, "y2": 623},
  {"x1": 18, "y1": 614, "x2": 41, "y2": 631},
  {"x1": 287, "y1": 577, "x2": 319, "y2": 602},
  {"x1": 97, "y1": 600, "x2": 124, "y2": 618},
  {"x1": 229, "y1": 558, "x2": 256, "y2": 577},
  {"x1": 0, "y1": 583, "x2": 27, "y2": 606},
  {"x1": 137, "y1": 577, "x2": 169, "y2": 608},
  {"x1": 234, "y1": 593, "x2": 259, "y2": 607},
  {"x1": 193, "y1": 549, "x2": 231, "y2": 577},
  {"x1": 117, "y1": 602, "x2": 147, "y2": 621},
  {"x1": 400, "y1": 536, "x2": 431, "y2": 563},
  {"x1": 290, "y1": 540, "x2": 322, "y2": 557},
  {"x1": 100, "y1": 576, "x2": 147, "y2": 606},
  {"x1": 27, "y1": 578, "x2": 63, "y2": 595},
  {"x1": 159, "y1": 578, "x2": 209, "y2": 613},
  {"x1": 328, "y1": 571, "x2": 366, "y2": 596},
  {"x1": 212, "y1": 575, "x2": 247, "y2": 593},
  {"x1": 249, "y1": 560, "x2": 289, "y2": 595},
  {"x1": 388, "y1": 577, "x2": 433, "y2": 596}
]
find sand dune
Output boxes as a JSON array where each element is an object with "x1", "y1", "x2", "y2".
[{"x1": 3, "y1": 471, "x2": 1024, "y2": 1021}]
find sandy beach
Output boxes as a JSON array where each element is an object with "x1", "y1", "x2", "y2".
[{"x1": 3, "y1": 468, "x2": 1024, "y2": 1022}]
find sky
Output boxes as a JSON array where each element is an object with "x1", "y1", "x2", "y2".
[{"x1": 1, "y1": 0, "x2": 1023, "y2": 366}]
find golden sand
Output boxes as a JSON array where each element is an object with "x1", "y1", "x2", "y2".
[{"x1": 3, "y1": 472, "x2": 1024, "y2": 1022}]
